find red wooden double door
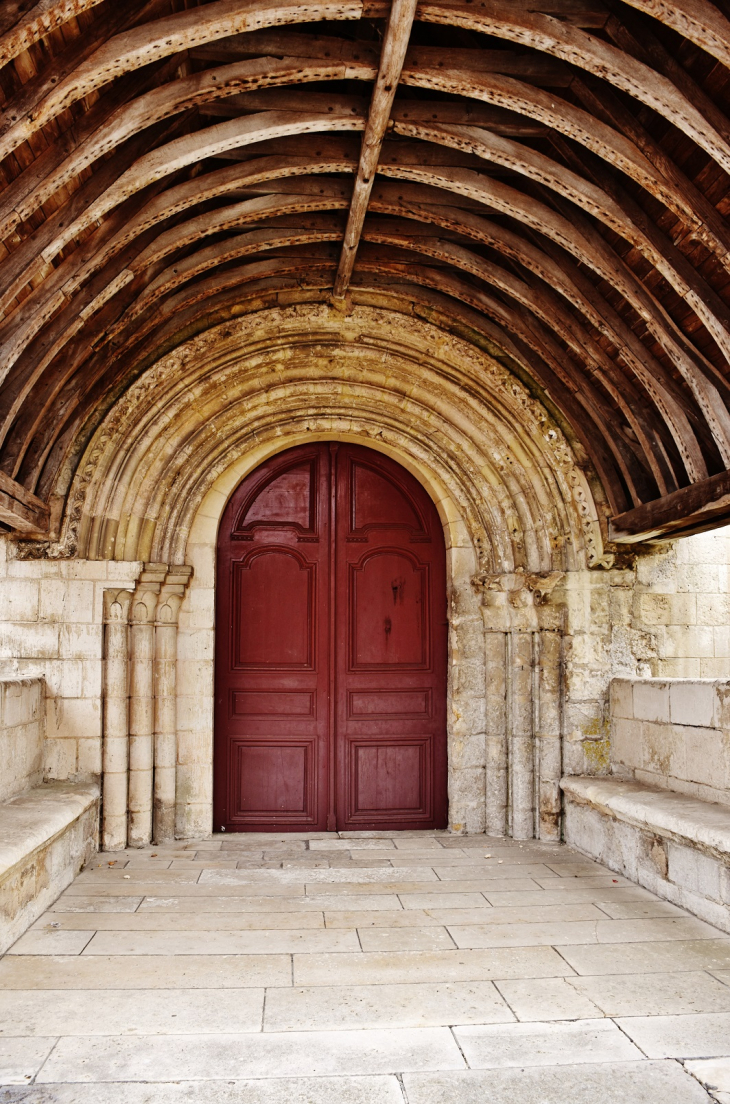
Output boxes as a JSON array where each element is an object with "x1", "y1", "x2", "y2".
[{"x1": 214, "y1": 443, "x2": 448, "y2": 832}]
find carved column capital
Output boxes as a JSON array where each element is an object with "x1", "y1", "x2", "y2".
[
  {"x1": 155, "y1": 565, "x2": 193, "y2": 626},
  {"x1": 103, "y1": 587, "x2": 133, "y2": 623}
]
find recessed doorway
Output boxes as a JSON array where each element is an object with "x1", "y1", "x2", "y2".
[{"x1": 214, "y1": 442, "x2": 448, "y2": 832}]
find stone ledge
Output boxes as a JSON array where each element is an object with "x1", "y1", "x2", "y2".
[
  {"x1": 561, "y1": 776, "x2": 730, "y2": 861},
  {"x1": 0, "y1": 780, "x2": 99, "y2": 953},
  {"x1": 561, "y1": 775, "x2": 730, "y2": 933}
]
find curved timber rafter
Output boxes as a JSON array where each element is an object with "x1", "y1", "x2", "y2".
[{"x1": 1, "y1": 0, "x2": 730, "y2": 543}]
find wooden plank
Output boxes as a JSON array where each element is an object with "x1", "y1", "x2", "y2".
[
  {"x1": 610, "y1": 471, "x2": 730, "y2": 543},
  {"x1": 333, "y1": 0, "x2": 417, "y2": 297},
  {"x1": 418, "y1": 0, "x2": 730, "y2": 177},
  {"x1": 1, "y1": 55, "x2": 363, "y2": 244},
  {"x1": 620, "y1": 0, "x2": 730, "y2": 91},
  {"x1": 0, "y1": 0, "x2": 366, "y2": 164},
  {"x1": 0, "y1": 471, "x2": 49, "y2": 535},
  {"x1": 0, "y1": 0, "x2": 105, "y2": 63}
]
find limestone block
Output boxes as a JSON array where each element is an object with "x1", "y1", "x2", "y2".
[
  {"x1": 0, "y1": 781, "x2": 99, "y2": 953},
  {"x1": 447, "y1": 767, "x2": 486, "y2": 833},
  {"x1": 588, "y1": 588, "x2": 609, "y2": 626},
  {"x1": 0, "y1": 623, "x2": 59, "y2": 660},
  {"x1": 675, "y1": 562, "x2": 725, "y2": 593},
  {"x1": 0, "y1": 579, "x2": 39, "y2": 622},
  {"x1": 6, "y1": 557, "x2": 60, "y2": 579},
  {"x1": 659, "y1": 626, "x2": 714, "y2": 659},
  {"x1": 632, "y1": 680, "x2": 669, "y2": 723},
  {"x1": 43, "y1": 738, "x2": 77, "y2": 779},
  {"x1": 697, "y1": 593, "x2": 730, "y2": 626},
  {"x1": 611, "y1": 717, "x2": 642, "y2": 770},
  {"x1": 608, "y1": 587, "x2": 632, "y2": 627},
  {"x1": 680, "y1": 726, "x2": 729, "y2": 789},
  {"x1": 449, "y1": 729, "x2": 487, "y2": 770},
  {"x1": 81, "y1": 660, "x2": 103, "y2": 699},
  {"x1": 635, "y1": 592, "x2": 698, "y2": 626},
  {"x1": 561, "y1": 776, "x2": 730, "y2": 932},
  {"x1": 666, "y1": 840, "x2": 723, "y2": 902},
  {"x1": 609, "y1": 679, "x2": 633, "y2": 720},
  {"x1": 59, "y1": 622, "x2": 102, "y2": 661},
  {"x1": 177, "y1": 726, "x2": 214, "y2": 766},
  {"x1": 701, "y1": 658, "x2": 730, "y2": 678},
  {"x1": 67, "y1": 559, "x2": 109, "y2": 580},
  {"x1": 176, "y1": 762, "x2": 212, "y2": 812},
  {"x1": 2, "y1": 679, "x2": 42, "y2": 726},
  {"x1": 450, "y1": 660, "x2": 485, "y2": 698},
  {"x1": 635, "y1": 593, "x2": 671, "y2": 626},
  {"x1": 669, "y1": 681, "x2": 715, "y2": 727},
  {"x1": 39, "y1": 579, "x2": 95, "y2": 623},
  {"x1": 46, "y1": 696, "x2": 101, "y2": 744},
  {"x1": 683, "y1": 530, "x2": 730, "y2": 564},
  {"x1": 183, "y1": 586, "x2": 215, "y2": 630},
  {"x1": 186, "y1": 546, "x2": 215, "y2": 589},
  {"x1": 177, "y1": 694, "x2": 214, "y2": 735},
  {"x1": 642, "y1": 720, "x2": 686, "y2": 781},
  {"x1": 178, "y1": 800, "x2": 213, "y2": 840},
  {"x1": 657, "y1": 658, "x2": 702, "y2": 678},
  {"x1": 177, "y1": 629, "x2": 213, "y2": 662},
  {"x1": 76, "y1": 738, "x2": 102, "y2": 778},
  {"x1": 566, "y1": 670, "x2": 611, "y2": 705},
  {"x1": 39, "y1": 658, "x2": 82, "y2": 699}
]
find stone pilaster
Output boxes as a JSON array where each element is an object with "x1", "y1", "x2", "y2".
[
  {"x1": 102, "y1": 588, "x2": 133, "y2": 851},
  {"x1": 128, "y1": 564, "x2": 168, "y2": 847},
  {"x1": 153, "y1": 566, "x2": 193, "y2": 843},
  {"x1": 476, "y1": 569, "x2": 566, "y2": 841}
]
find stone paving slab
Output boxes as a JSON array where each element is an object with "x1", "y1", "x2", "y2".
[
  {"x1": 263, "y1": 980, "x2": 515, "y2": 1030},
  {"x1": 35, "y1": 1027, "x2": 465, "y2": 1082},
  {"x1": 2, "y1": 831, "x2": 730, "y2": 1100},
  {"x1": 0, "y1": 988, "x2": 264, "y2": 1035},
  {"x1": 403, "y1": 1061, "x2": 713, "y2": 1103},
  {"x1": 453, "y1": 1018, "x2": 642, "y2": 1067},
  {"x1": 0, "y1": 1076, "x2": 405, "y2": 1102}
]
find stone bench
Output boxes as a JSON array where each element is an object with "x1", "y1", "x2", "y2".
[
  {"x1": 561, "y1": 776, "x2": 730, "y2": 934},
  {"x1": 0, "y1": 781, "x2": 99, "y2": 953}
]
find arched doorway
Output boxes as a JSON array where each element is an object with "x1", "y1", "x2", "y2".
[{"x1": 214, "y1": 442, "x2": 448, "y2": 832}]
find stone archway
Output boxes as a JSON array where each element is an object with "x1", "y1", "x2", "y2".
[{"x1": 57, "y1": 304, "x2": 613, "y2": 846}]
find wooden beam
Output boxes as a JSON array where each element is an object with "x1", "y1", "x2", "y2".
[
  {"x1": 610, "y1": 472, "x2": 730, "y2": 543},
  {"x1": 621, "y1": 0, "x2": 730, "y2": 72},
  {"x1": 0, "y1": 471, "x2": 49, "y2": 536},
  {"x1": 332, "y1": 0, "x2": 417, "y2": 298},
  {"x1": 0, "y1": 0, "x2": 106, "y2": 65}
]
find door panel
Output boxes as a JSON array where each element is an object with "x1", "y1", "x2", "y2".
[
  {"x1": 350, "y1": 551, "x2": 428, "y2": 668},
  {"x1": 232, "y1": 551, "x2": 315, "y2": 668},
  {"x1": 214, "y1": 443, "x2": 447, "y2": 832}
]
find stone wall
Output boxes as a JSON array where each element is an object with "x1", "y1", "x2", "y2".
[
  {"x1": 609, "y1": 677, "x2": 730, "y2": 807},
  {"x1": 616, "y1": 529, "x2": 730, "y2": 679},
  {"x1": 0, "y1": 677, "x2": 44, "y2": 802},
  {"x1": 0, "y1": 543, "x2": 141, "y2": 786},
  {"x1": 559, "y1": 526, "x2": 730, "y2": 784}
]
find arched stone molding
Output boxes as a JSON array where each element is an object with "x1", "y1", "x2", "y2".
[
  {"x1": 67, "y1": 304, "x2": 612, "y2": 839},
  {"x1": 57, "y1": 304, "x2": 612, "y2": 576}
]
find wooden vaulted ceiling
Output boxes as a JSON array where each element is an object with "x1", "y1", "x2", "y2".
[{"x1": 2, "y1": 0, "x2": 730, "y2": 545}]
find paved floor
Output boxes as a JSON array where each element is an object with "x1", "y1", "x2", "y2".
[{"x1": 1, "y1": 832, "x2": 730, "y2": 1102}]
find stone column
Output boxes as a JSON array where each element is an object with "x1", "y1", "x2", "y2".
[
  {"x1": 153, "y1": 566, "x2": 193, "y2": 843},
  {"x1": 484, "y1": 630, "x2": 508, "y2": 836},
  {"x1": 102, "y1": 588, "x2": 133, "y2": 851},
  {"x1": 537, "y1": 629, "x2": 562, "y2": 840},
  {"x1": 128, "y1": 564, "x2": 167, "y2": 847},
  {"x1": 509, "y1": 629, "x2": 535, "y2": 840},
  {"x1": 476, "y1": 569, "x2": 565, "y2": 842}
]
